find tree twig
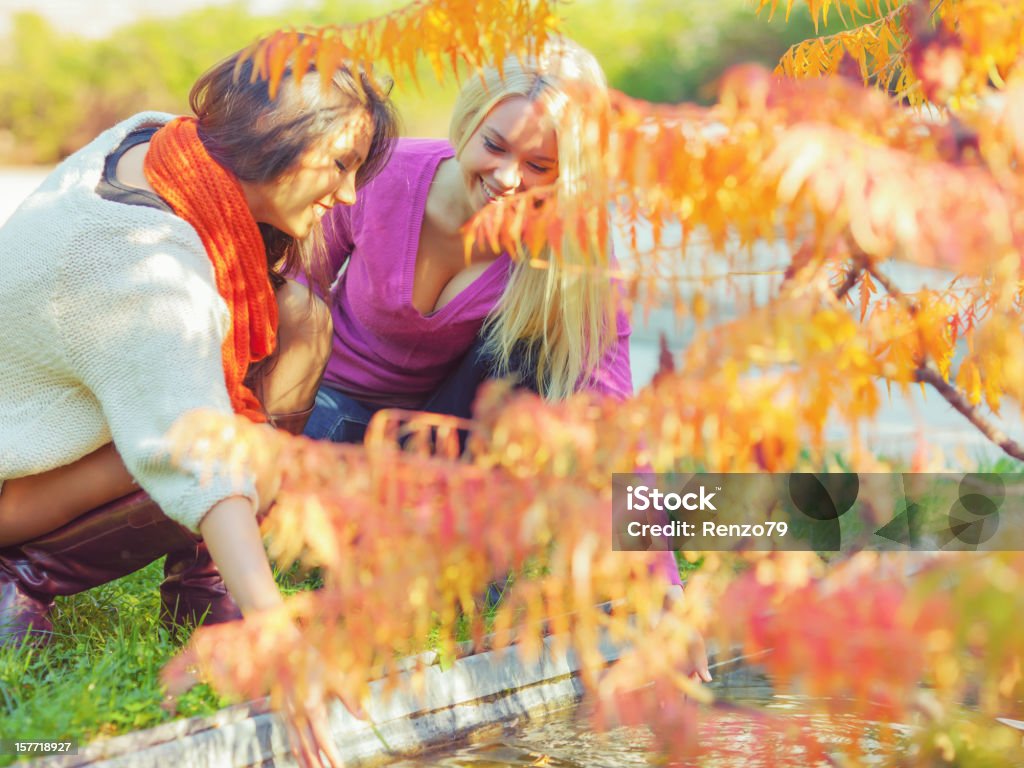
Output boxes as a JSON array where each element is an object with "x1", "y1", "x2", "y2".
[
  {"x1": 833, "y1": 267, "x2": 862, "y2": 301},
  {"x1": 861, "y1": 260, "x2": 1024, "y2": 462},
  {"x1": 833, "y1": 250, "x2": 869, "y2": 302},
  {"x1": 863, "y1": 260, "x2": 915, "y2": 312},
  {"x1": 914, "y1": 364, "x2": 1024, "y2": 461}
]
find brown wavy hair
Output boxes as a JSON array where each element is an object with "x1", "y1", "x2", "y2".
[{"x1": 189, "y1": 41, "x2": 399, "y2": 284}]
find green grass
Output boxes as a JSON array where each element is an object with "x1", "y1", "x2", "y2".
[
  {"x1": 0, "y1": 560, "x2": 336, "y2": 766},
  {"x1": 0, "y1": 557, "x2": 697, "y2": 764},
  {"x1": 0, "y1": 560, "x2": 229, "y2": 767}
]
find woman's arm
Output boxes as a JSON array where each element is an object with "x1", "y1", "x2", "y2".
[
  {"x1": 199, "y1": 496, "x2": 282, "y2": 614},
  {"x1": 197, "y1": 495, "x2": 348, "y2": 768},
  {"x1": 57, "y1": 221, "x2": 258, "y2": 532}
]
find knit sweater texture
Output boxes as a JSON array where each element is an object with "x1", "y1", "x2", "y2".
[{"x1": 0, "y1": 112, "x2": 255, "y2": 532}]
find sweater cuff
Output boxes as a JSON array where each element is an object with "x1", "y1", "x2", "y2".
[{"x1": 160, "y1": 476, "x2": 258, "y2": 534}]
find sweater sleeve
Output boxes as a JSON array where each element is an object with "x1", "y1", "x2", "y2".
[{"x1": 55, "y1": 220, "x2": 256, "y2": 532}]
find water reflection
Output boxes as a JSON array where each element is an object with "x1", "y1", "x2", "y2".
[{"x1": 384, "y1": 687, "x2": 1023, "y2": 767}]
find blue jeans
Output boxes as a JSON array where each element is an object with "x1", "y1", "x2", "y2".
[
  {"x1": 305, "y1": 338, "x2": 535, "y2": 444},
  {"x1": 304, "y1": 341, "x2": 682, "y2": 587}
]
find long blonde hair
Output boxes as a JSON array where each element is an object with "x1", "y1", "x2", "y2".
[{"x1": 449, "y1": 38, "x2": 616, "y2": 401}]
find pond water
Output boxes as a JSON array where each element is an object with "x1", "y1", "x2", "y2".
[
  {"x1": 385, "y1": 688, "x2": 913, "y2": 768},
  {"x1": 385, "y1": 686, "x2": 1023, "y2": 767}
]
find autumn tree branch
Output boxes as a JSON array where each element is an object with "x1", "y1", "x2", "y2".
[
  {"x1": 913, "y1": 364, "x2": 1024, "y2": 461},
  {"x1": 833, "y1": 253, "x2": 868, "y2": 302},
  {"x1": 863, "y1": 259, "x2": 913, "y2": 311},
  {"x1": 861, "y1": 260, "x2": 1024, "y2": 462}
]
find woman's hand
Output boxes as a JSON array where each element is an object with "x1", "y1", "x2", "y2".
[
  {"x1": 278, "y1": 630, "x2": 348, "y2": 768},
  {"x1": 664, "y1": 584, "x2": 712, "y2": 684},
  {"x1": 162, "y1": 628, "x2": 349, "y2": 768},
  {"x1": 198, "y1": 498, "x2": 347, "y2": 766}
]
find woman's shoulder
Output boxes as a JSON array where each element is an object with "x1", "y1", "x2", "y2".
[
  {"x1": 356, "y1": 138, "x2": 453, "y2": 202},
  {"x1": 394, "y1": 137, "x2": 454, "y2": 158},
  {"x1": 8, "y1": 112, "x2": 180, "y2": 228},
  {"x1": 380, "y1": 138, "x2": 453, "y2": 176},
  {"x1": 0, "y1": 112, "x2": 203, "y2": 273},
  {"x1": 52, "y1": 112, "x2": 177, "y2": 179}
]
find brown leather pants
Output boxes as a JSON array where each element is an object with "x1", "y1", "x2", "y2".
[{"x1": 0, "y1": 407, "x2": 314, "y2": 645}]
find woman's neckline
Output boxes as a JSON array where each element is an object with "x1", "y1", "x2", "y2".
[{"x1": 406, "y1": 150, "x2": 509, "y2": 319}]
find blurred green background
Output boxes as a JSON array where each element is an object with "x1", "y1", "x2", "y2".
[{"x1": 0, "y1": 0, "x2": 838, "y2": 164}]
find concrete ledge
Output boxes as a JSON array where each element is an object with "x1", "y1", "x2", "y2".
[
  {"x1": 28, "y1": 629, "x2": 753, "y2": 768},
  {"x1": 27, "y1": 632, "x2": 632, "y2": 768}
]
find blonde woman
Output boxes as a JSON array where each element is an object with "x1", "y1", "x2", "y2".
[
  {"x1": 306, "y1": 38, "x2": 627, "y2": 439},
  {"x1": 304, "y1": 38, "x2": 709, "y2": 681}
]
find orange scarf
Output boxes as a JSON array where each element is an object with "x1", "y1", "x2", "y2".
[{"x1": 143, "y1": 117, "x2": 276, "y2": 423}]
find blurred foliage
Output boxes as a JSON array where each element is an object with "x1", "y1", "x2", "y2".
[
  {"x1": 0, "y1": 0, "x2": 840, "y2": 164},
  {"x1": 559, "y1": 0, "x2": 842, "y2": 104}
]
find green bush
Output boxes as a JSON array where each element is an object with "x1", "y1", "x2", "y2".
[{"x1": 0, "y1": 0, "x2": 845, "y2": 163}]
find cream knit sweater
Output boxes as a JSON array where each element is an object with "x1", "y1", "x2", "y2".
[{"x1": 0, "y1": 112, "x2": 255, "y2": 532}]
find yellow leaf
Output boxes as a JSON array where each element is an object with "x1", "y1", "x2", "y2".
[{"x1": 956, "y1": 359, "x2": 982, "y2": 407}]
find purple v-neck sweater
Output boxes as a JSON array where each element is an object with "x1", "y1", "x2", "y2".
[
  {"x1": 315, "y1": 138, "x2": 633, "y2": 407},
  {"x1": 312, "y1": 139, "x2": 679, "y2": 587}
]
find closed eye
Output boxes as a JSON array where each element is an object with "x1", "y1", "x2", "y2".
[
  {"x1": 527, "y1": 162, "x2": 553, "y2": 173},
  {"x1": 483, "y1": 137, "x2": 504, "y2": 154},
  {"x1": 335, "y1": 159, "x2": 349, "y2": 172}
]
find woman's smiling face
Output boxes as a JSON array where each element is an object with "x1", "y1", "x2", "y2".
[
  {"x1": 247, "y1": 106, "x2": 374, "y2": 239},
  {"x1": 458, "y1": 96, "x2": 559, "y2": 212}
]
